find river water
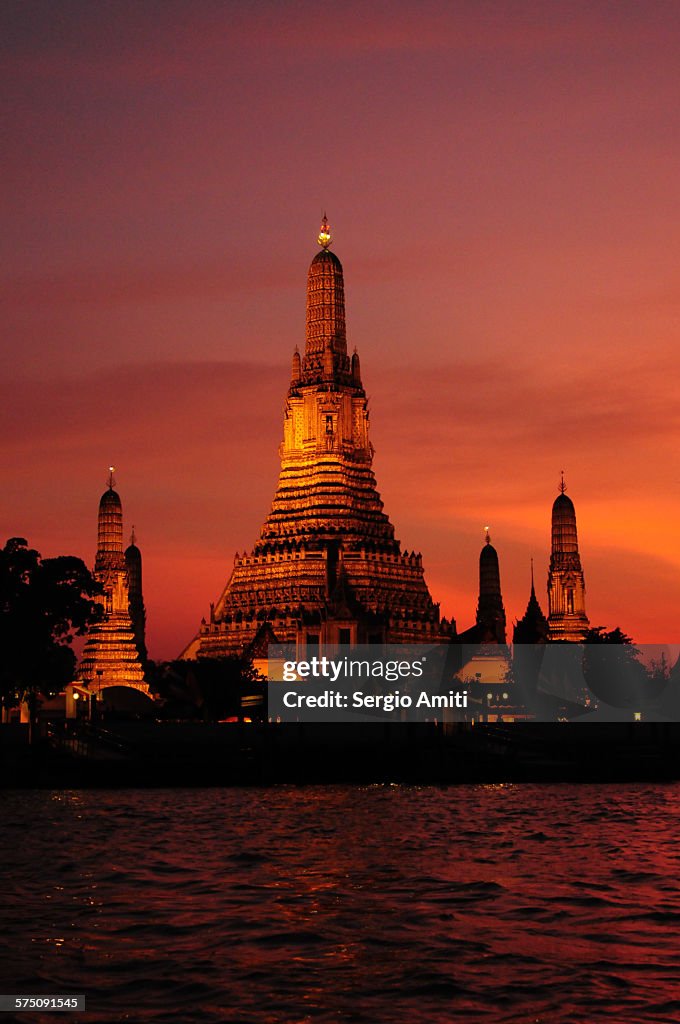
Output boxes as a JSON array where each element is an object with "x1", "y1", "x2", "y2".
[{"x1": 1, "y1": 785, "x2": 679, "y2": 1023}]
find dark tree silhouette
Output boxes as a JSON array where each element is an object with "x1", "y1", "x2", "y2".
[
  {"x1": 582, "y1": 625, "x2": 646, "y2": 709},
  {"x1": 584, "y1": 626, "x2": 636, "y2": 648},
  {"x1": 0, "y1": 537, "x2": 102, "y2": 708}
]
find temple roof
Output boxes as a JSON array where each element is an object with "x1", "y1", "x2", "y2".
[
  {"x1": 552, "y1": 492, "x2": 576, "y2": 516},
  {"x1": 479, "y1": 533, "x2": 502, "y2": 595},
  {"x1": 99, "y1": 487, "x2": 121, "y2": 509},
  {"x1": 310, "y1": 248, "x2": 343, "y2": 270},
  {"x1": 551, "y1": 490, "x2": 579, "y2": 555},
  {"x1": 513, "y1": 563, "x2": 549, "y2": 644},
  {"x1": 480, "y1": 540, "x2": 499, "y2": 563}
]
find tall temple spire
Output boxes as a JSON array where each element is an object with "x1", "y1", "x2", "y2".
[
  {"x1": 476, "y1": 527, "x2": 507, "y2": 643},
  {"x1": 547, "y1": 478, "x2": 589, "y2": 641},
  {"x1": 351, "y1": 346, "x2": 361, "y2": 385},
  {"x1": 514, "y1": 559, "x2": 549, "y2": 644},
  {"x1": 125, "y1": 525, "x2": 148, "y2": 667},
  {"x1": 291, "y1": 345, "x2": 301, "y2": 386},
  {"x1": 96, "y1": 470, "x2": 124, "y2": 573},
  {"x1": 78, "y1": 474, "x2": 149, "y2": 694},
  {"x1": 304, "y1": 218, "x2": 348, "y2": 383},
  {"x1": 262, "y1": 226, "x2": 391, "y2": 547},
  {"x1": 181, "y1": 222, "x2": 452, "y2": 658}
]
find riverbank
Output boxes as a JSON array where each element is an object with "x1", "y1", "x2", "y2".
[{"x1": 2, "y1": 720, "x2": 679, "y2": 787}]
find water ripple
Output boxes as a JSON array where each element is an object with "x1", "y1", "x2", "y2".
[{"x1": 1, "y1": 784, "x2": 680, "y2": 1022}]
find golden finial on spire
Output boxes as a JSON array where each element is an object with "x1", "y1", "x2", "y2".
[
  {"x1": 318, "y1": 213, "x2": 332, "y2": 250},
  {"x1": 108, "y1": 465, "x2": 116, "y2": 489},
  {"x1": 559, "y1": 470, "x2": 566, "y2": 494},
  {"x1": 484, "y1": 525, "x2": 490, "y2": 545}
]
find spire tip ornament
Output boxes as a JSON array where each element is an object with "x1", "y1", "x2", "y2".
[
  {"x1": 559, "y1": 470, "x2": 566, "y2": 494},
  {"x1": 108, "y1": 466, "x2": 116, "y2": 490},
  {"x1": 317, "y1": 213, "x2": 332, "y2": 250}
]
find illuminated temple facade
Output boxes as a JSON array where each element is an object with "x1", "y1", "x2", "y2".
[
  {"x1": 184, "y1": 218, "x2": 453, "y2": 657},
  {"x1": 77, "y1": 474, "x2": 149, "y2": 693}
]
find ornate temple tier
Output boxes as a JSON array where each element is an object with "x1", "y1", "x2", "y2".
[
  {"x1": 77, "y1": 611, "x2": 149, "y2": 692},
  {"x1": 184, "y1": 220, "x2": 453, "y2": 658}
]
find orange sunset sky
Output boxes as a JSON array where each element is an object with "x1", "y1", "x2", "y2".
[{"x1": 2, "y1": 1, "x2": 680, "y2": 658}]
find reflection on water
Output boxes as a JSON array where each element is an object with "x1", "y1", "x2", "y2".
[{"x1": 1, "y1": 785, "x2": 680, "y2": 1022}]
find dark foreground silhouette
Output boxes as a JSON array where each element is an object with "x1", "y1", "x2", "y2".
[{"x1": 3, "y1": 719, "x2": 680, "y2": 787}]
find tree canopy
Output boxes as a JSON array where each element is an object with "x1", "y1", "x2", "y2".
[
  {"x1": 584, "y1": 625, "x2": 636, "y2": 647},
  {"x1": 0, "y1": 537, "x2": 102, "y2": 702},
  {"x1": 582, "y1": 624, "x2": 647, "y2": 708}
]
